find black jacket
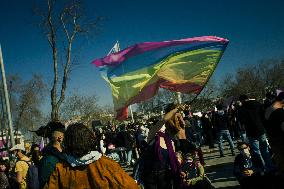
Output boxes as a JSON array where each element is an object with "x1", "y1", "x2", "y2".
[
  {"x1": 238, "y1": 100, "x2": 266, "y2": 137},
  {"x1": 234, "y1": 152, "x2": 264, "y2": 181},
  {"x1": 214, "y1": 111, "x2": 230, "y2": 131}
]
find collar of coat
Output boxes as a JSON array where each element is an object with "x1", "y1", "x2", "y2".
[{"x1": 66, "y1": 151, "x2": 102, "y2": 167}]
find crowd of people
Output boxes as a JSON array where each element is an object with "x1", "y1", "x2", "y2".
[{"x1": 0, "y1": 91, "x2": 283, "y2": 189}]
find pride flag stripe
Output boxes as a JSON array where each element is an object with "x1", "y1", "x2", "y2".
[{"x1": 93, "y1": 36, "x2": 229, "y2": 120}]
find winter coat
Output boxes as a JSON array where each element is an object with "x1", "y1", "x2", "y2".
[
  {"x1": 44, "y1": 151, "x2": 139, "y2": 189},
  {"x1": 38, "y1": 145, "x2": 67, "y2": 189}
]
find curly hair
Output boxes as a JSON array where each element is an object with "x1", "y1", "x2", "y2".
[{"x1": 64, "y1": 123, "x2": 97, "y2": 158}]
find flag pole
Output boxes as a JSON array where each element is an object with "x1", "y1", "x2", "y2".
[
  {"x1": 177, "y1": 92, "x2": 182, "y2": 104},
  {"x1": 0, "y1": 44, "x2": 15, "y2": 147}
]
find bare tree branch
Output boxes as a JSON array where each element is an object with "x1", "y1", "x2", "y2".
[{"x1": 34, "y1": 0, "x2": 103, "y2": 121}]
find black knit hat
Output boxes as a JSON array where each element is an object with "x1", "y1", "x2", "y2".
[{"x1": 34, "y1": 121, "x2": 65, "y2": 138}]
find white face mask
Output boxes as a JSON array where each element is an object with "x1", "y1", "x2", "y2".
[
  {"x1": 187, "y1": 159, "x2": 193, "y2": 163},
  {"x1": 159, "y1": 125, "x2": 166, "y2": 132}
]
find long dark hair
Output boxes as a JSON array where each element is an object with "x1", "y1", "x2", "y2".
[{"x1": 64, "y1": 123, "x2": 97, "y2": 158}]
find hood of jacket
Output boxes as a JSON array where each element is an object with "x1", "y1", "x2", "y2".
[{"x1": 66, "y1": 151, "x2": 102, "y2": 167}]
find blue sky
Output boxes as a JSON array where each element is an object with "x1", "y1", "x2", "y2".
[{"x1": 1, "y1": 0, "x2": 284, "y2": 112}]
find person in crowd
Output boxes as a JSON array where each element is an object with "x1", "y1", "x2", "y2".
[
  {"x1": 164, "y1": 103, "x2": 205, "y2": 165},
  {"x1": 176, "y1": 151, "x2": 184, "y2": 165},
  {"x1": 36, "y1": 121, "x2": 66, "y2": 188},
  {"x1": 25, "y1": 143, "x2": 42, "y2": 189},
  {"x1": 181, "y1": 152, "x2": 213, "y2": 189},
  {"x1": 265, "y1": 91, "x2": 284, "y2": 175},
  {"x1": 44, "y1": 122, "x2": 139, "y2": 189},
  {"x1": 235, "y1": 101, "x2": 248, "y2": 142},
  {"x1": 228, "y1": 103, "x2": 239, "y2": 140},
  {"x1": 115, "y1": 124, "x2": 134, "y2": 165},
  {"x1": 183, "y1": 116, "x2": 195, "y2": 142},
  {"x1": 104, "y1": 124, "x2": 118, "y2": 155},
  {"x1": 234, "y1": 142, "x2": 265, "y2": 189},
  {"x1": 30, "y1": 144, "x2": 42, "y2": 166},
  {"x1": 238, "y1": 94, "x2": 276, "y2": 172},
  {"x1": 214, "y1": 104, "x2": 235, "y2": 157},
  {"x1": 24, "y1": 143, "x2": 31, "y2": 157},
  {"x1": 192, "y1": 115, "x2": 204, "y2": 147},
  {"x1": 141, "y1": 104, "x2": 186, "y2": 189},
  {"x1": 0, "y1": 158, "x2": 10, "y2": 189},
  {"x1": 263, "y1": 88, "x2": 276, "y2": 109},
  {"x1": 136, "y1": 124, "x2": 149, "y2": 156},
  {"x1": 201, "y1": 113, "x2": 215, "y2": 151},
  {"x1": 99, "y1": 133, "x2": 107, "y2": 155},
  {"x1": 10, "y1": 143, "x2": 31, "y2": 189}
]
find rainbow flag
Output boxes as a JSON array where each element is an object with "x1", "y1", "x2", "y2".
[{"x1": 93, "y1": 36, "x2": 229, "y2": 120}]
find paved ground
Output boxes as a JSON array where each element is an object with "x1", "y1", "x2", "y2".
[
  {"x1": 120, "y1": 142, "x2": 241, "y2": 189},
  {"x1": 203, "y1": 143, "x2": 240, "y2": 189}
]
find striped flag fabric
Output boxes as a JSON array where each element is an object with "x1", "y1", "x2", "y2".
[{"x1": 93, "y1": 36, "x2": 229, "y2": 120}]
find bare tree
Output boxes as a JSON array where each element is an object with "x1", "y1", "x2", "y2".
[
  {"x1": 34, "y1": 0, "x2": 103, "y2": 121},
  {"x1": 60, "y1": 93, "x2": 100, "y2": 126},
  {"x1": 136, "y1": 89, "x2": 177, "y2": 113},
  {"x1": 220, "y1": 58, "x2": 284, "y2": 100},
  {"x1": 185, "y1": 80, "x2": 219, "y2": 112},
  {"x1": 4, "y1": 74, "x2": 47, "y2": 141}
]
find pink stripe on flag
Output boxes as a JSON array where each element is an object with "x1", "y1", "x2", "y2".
[{"x1": 92, "y1": 36, "x2": 228, "y2": 67}]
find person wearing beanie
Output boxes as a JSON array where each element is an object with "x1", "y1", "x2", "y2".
[
  {"x1": 36, "y1": 121, "x2": 66, "y2": 188},
  {"x1": 44, "y1": 123, "x2": 139, "y2": 189}
]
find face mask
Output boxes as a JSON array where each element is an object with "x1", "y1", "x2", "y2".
[
  {"x1": 186, "y1": 157, "x2": 193, "y2": 163},
  {"x1": 159, "y1": 125, "x2": 166, "y2": 132},
  {"x1": 218, "y1": 110, "x2": 224, "y2": 115},
  {"x1": 187, "y1": 160, "x2": 193, "y2": 163}
]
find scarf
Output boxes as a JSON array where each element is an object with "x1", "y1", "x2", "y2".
[
  {"x1": 155, "y1": 132, "x2": 179, "y2": 176},
  {"x1": 66, "y1": 151, "x2": 102, "y2": 167}
]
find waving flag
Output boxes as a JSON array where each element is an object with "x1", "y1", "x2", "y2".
[{"x1": 93, "y1": 36, "x2": 229, "y2": 120}]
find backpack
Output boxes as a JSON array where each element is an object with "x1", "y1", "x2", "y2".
[{"x1": 20, "y1": 160, "x2": 39, "y2": 189}]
